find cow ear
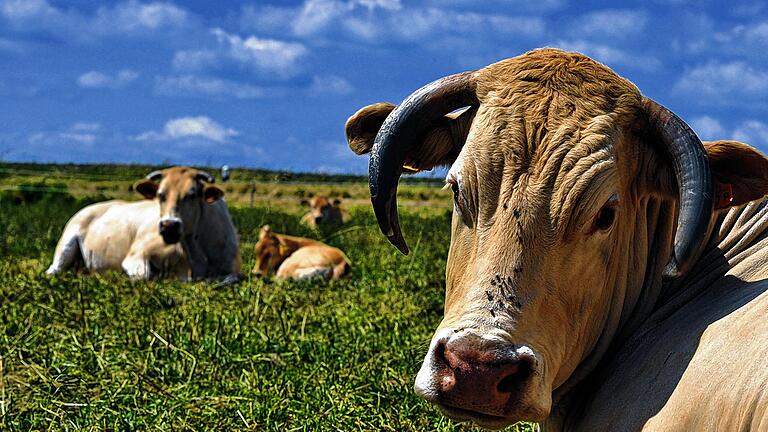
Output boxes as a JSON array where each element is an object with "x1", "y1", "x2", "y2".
[
  {"x1": 203, "y1": 185, "x2": 224, "y2": 203},
  {"x1": 259, "y1": 225, "x2": 271, "y2": 237},
  {"x1": 345, "y1": 102, "x2": 476, "y2": 173},
  {"x1": 135, "y1": 180, "x2": 158, "y2": 199},
  {"x1": 345, "y1": 102, "x2": 396, "y2": 155},
  {"x1": 704, "y1": 140, "x2": 768, "y2": 209}
]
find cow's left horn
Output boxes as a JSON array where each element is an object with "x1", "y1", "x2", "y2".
[
  {"x1": 146, "y1": 170, "x2": 163, "y2": 181},
  {"x1": 643, "y1": 98, "x2": 713, "y2": 279},
  {"x1": 369, "y1": 71, "x2": 479, "y2": 254},
  {"x1": 195, "y1": 171, "x2": 215, "y2": 183}
]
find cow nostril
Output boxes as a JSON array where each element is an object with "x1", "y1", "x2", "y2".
[
  {"x1": 434, "y1": 339, "x2": 448, "y2": 366},
  {"x1": 496, "y1": 358, "x2": 533, "y2": 394}
]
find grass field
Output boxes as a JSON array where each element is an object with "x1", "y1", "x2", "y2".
[{"x1": 0, "y1": 165, "x2": 534, "y2": 431}]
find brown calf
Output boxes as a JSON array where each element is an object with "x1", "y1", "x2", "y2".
[{"x1": 251, "y1": 225, "x2": 350, "y2": 280}]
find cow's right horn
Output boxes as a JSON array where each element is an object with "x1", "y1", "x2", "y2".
[
  {"x1": 146, "y1": 170, "x2": 163, "y2": 181},
  {"x1": 369, "y1": 71, "x2": 479, "y2": 254},
  {"x1": 195, "y1": 171, "x2": 215, "y2": 183},
  {"x1": 643, "y1": 98, "x2": 714, "y2": 279}
]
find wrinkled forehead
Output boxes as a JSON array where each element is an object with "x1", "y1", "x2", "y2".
[
  {"x1": 475, "y1": 49, "x2": 642, "y2": 115},
  {"x1": 457, "y1": 50, "x2": 643, "y2": 184},
  {"x1": 159, "y1": 167, "x2": 200, "y2": 193}
]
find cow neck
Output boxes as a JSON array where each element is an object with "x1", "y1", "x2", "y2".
[
  {"x1": 649, "y1": 196, "x2": 768, "y2": 325},
  {"x1": 553, "y1": 196, "x2": 768, "y2": 430},
  {"x1": 277, "y1": 234, "x2": 317, "y2": 254},
  {"x1": 180, "y1": 199, "x2": 209, "y2": 267}
]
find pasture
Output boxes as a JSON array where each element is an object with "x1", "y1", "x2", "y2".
[{"x1": 0, "y1": 163, "x2": 533, "y2": 431}]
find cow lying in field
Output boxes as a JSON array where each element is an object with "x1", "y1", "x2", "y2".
[
  {"x1": 47, "y1": 167, "x2": 241, "y2": 282},
  {"x1": 346, "y1": 48, "x2": 768, "y2": 431},
  {"x1": 251, "y1": 225, "x2": 350, "y2": 280},
  {"x1": 300, "y1": 195, "x2": 346, "y2": 228}
]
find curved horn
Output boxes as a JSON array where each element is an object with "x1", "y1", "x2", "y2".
[
  {"x1": 146, "y1": 170, "x2": 163, "y2": 181},
  {"x1": 195, "y1": 171, "x2": 215, "y2": 183},
  {"x1": 369, "y1": 71, "x2": 479, "y2": 254},
  {"x1": 643, "y1": 98, "x2": 713, "y2": 279}
]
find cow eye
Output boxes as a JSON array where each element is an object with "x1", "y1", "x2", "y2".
[
  {"x1": 158, "y1": 192, "x2": 166, "y2": 202},
  {"x1": 446, "y1": 176, "x2": 472, "y2": 227},
  {"x1": 445, "y1": 178, "x2": 461, "y2": 206},
  {"x1": 592, "y1": 195, "x2": 619, "y2": 232}
]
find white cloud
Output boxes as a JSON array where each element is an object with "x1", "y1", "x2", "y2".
[
  {"x1": 309, "y1": 75, "x2": 353, "y2": 95},
  {"x1": 683, "y1": 118, "x2": 768, "y2": 152},
  {"x1": 173, "y1": 29, "x2": 307, "y2": 76},
  {"x1": 59, "y1": 132, "x2": 97, "y2": 144},
  {"x1": 172, "y1": 49, "x2": 219, "y2": 71},
  {"x1": 431, "y1": 0, "x2": 564, "y2": 13},
  {"x1": 242, "y1": 1, "x2": 543, "y2": 45},
  {"x1": 552, "y1": 40, "x2": 660, "y2": 71},
  {"x1": 93, "y1": 1, "x2": 189, "y2": 34},
  {"x1": 572, "y1": 9, "x2": 648, "y2": 38},
  {"x1": 0, "y1": 0, "x2": 55, "y2": 19},
  {"x1": 673, "y1": 61, "x2": 768, "y2": 101},
  {"x1": 292, "y1": 0, "x2": 402, "y2": 35},
  {"x1": 733, "y1": 120, "x2": 768, "y2": 148},
  {"x1": 715, "y1": 21, "x2": 768, "y2": 48},
  {"x1": 0, "y1": 0, "x2": 192, "y2": 41},
  {"x1": 354, "y1": 0, "x2": 401, "y2": 11},
  {"x1": 690, "y1": 116, "x2": 725, "y2": 141},
  {"x1": 0, "y1": 36, "x2": 24, "y2": 52},
  {"x1": 237, "y1": 4, "x2": 296, "y2": 34},
  {"x1": 77, "y1": 69, "x2": 139, "y2": 89},
  {"x1": 25, "y1": 122, "x2": 105, "y2": 152},
  {"x1": 213, "y1": 28, "x2": 307, "y2": 75},
  {"x1": 388, "y1": 9, "x2": 545, "y2": 41},
  {"x1": 137, "y1": 116, "x2": 238, "y2": 143},
  {"x1": 678, "y1": 19, "x2": 768, "y2": 58},
  {"x1": 294, "y1": 0, "x2": 349, "y2": 36},
  {"x1": 155, "y1": 75, "x2": 268, "y2": 99},
  {"x1": 71, "y1": 122, "x2": 102, "y2": 132}
]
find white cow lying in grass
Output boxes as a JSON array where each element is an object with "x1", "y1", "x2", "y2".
[{"x1": 47, "y1": 166, "x2": 241, "y2": 282}]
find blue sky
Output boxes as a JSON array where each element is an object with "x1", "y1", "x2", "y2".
[{"x1": 1, "y1": 0, "x2": 767, "y2": 174}]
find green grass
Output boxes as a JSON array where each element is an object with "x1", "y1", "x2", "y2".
[{"x1": 0, "y1": 180, "x2": 534, "y2": 431}]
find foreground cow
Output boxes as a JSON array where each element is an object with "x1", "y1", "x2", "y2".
[
  {"x1": 47, "y1": 167, "x2": 241, "y2": 282},
  {"x1": 301, "y1": 195, "x2": 345, "y2": 228},
  {"x1": 346, "y1": 48, "x2": 768, "y2": 430},
  {"x1": 251, "y1": 225, "x2": 350, "y2": 280}
]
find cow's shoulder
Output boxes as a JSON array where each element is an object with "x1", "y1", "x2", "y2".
[{"x1": 575, "y1": 275, "x2": 768, "y2": 431}]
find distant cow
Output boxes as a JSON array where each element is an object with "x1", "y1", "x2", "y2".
[
  {"x1": 251, "y1": 225, "x2": 350, "y2": 280},
  {"x1": 47, "y1": 167, "x2": 241, "y2": 282},
  {"x1": 301, "y1": 195, "x2": 345, "y2": 228}
]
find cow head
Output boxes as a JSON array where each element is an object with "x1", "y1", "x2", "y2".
[
  {"x1": 346, "y1": 49, "x2": 768, "y2": 428},
  {"x1": 251, "y1": 225, "x2": 286, "y2": 275},
  {"x1": 302, "y1": 195, "x2": 342, "y2": 226},
  {"x1": 134, "y1": 166, "x2": 224, "y2": 245}
]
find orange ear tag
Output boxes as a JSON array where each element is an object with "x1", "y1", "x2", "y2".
[
  {"x1": 402, "y1": 164, "x2": 420, "y2": 173},
  {"x1": 714, "y1": 183, "x2": 733, "y2": 209}
]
